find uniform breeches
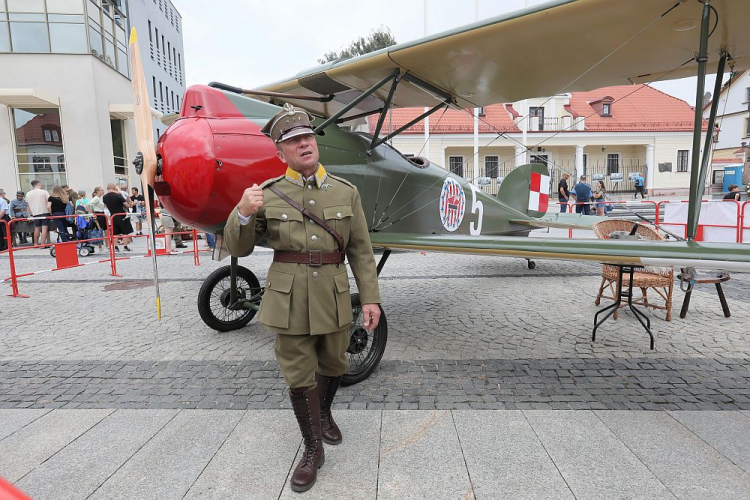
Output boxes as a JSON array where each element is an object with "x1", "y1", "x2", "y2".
[{"x1": 275, "y1": 328, "x2": 350, "y2": 389}]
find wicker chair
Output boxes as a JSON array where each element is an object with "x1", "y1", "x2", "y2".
[{"x1": 593, "y1": 220, "x2": 674, "y2": 321}]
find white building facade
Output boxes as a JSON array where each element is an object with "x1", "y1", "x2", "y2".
[{"x1": 126, "y1": 0, "x2": 184, "y2": 142}]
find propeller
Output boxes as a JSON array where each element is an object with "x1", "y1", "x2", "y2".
[{"x1": 129, "y1": 27, "x2": 162, "y2": 321}]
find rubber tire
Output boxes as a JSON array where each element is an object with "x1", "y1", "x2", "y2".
[
  {"x1": 341, "y1": 293, "x2": 388, "y2": 386},
  {"x1": 49, "y1": 247, "x2": 56, "y2": 258},
  {"x1": 527, "y1": 260, "x2": 536, "y2": 270},
  {"x1": 198, "y1": 265, "x2": 261, "y2": 332},
  {"x1": 79, "y1": 246, "x2": 91, "y2": 257}
]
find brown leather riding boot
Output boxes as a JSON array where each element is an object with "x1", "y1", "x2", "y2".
[
  {"x1": 289, "y1": 386, "x2": 325, "y2": 493},
  {"x1": 316, "y1": 373, "x2": 343, "y2": 445}
]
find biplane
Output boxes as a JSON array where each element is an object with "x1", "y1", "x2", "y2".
[{"x1": 129, "y1": 0, "x2": 750, "y2": 384}]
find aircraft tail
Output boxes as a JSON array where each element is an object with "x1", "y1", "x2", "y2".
[{"x1": 496, "y1": 163, "x2": 552, "y2": 217}]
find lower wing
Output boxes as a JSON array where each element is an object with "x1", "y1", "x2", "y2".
[{"x1": 368, "y1": 233, "x2": 750, "y2": 273}]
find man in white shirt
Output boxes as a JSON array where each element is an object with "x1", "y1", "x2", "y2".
[{"x1": 25, "y1": 180, "x2": 51, "y2": 246}]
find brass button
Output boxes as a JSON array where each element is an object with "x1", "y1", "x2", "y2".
[
  {"x1": 337, "y1": 212, "x2": 342, "y2": 218},
  {"x1": 311, "y1": 235, "x2": 318, "y2": 242},
  {"x1": 312, "y1": 271, "x2": 319, "y2": 278},
  {"x1": 309, "y1": 200, "x2": 316, "y2": 207},
  {"x1": 281, "y1": 214, "x2": 288, "y2": 221}
]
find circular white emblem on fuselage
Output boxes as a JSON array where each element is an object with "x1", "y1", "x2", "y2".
[{"x1": 439, "y1": 177, "x2": 466, "y2": 232}]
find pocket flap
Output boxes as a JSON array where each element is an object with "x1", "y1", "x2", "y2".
[
  {"x1": 323, "y1": 205, "x2": 354, "y2": 220},
  {"x1": 266, "y1": 270, "x2": 294, "y2": 293},
  {"x1": 265, "y1": 206, "x2": 303, "y2": 222},
  {"x1": 333, "y1": 272, "x2": 350, "y2": 293}
]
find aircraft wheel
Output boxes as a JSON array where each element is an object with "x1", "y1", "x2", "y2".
[
  {"x1": 79, "y1": 246, "x2": 91, "y2": 257},
  {"x1": 527, "y1": 260, "x2": 536, "y2": 270},
  {"x1": 198, "y1": 265, "x2": 261, "y2": 332},
  {"x1": 342, "y1": 293, "x2": 387, "y2": 386}
]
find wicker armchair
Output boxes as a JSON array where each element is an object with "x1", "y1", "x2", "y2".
[{"x1": 593, "y1": 220, "x2": 674, "y2": 321}]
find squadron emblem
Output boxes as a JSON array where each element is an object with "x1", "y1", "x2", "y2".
[{"x1": 439, "y1": 177, "x2": 466, "y2": 232}]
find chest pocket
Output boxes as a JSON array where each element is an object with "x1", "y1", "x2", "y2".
[
  {"x1": 265, "y1": 206, "x2": 303, "y2": 250},
  {"x1": 323, "y1": 205, "x2": 354, "y2": 247}
]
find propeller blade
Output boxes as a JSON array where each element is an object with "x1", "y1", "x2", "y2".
[{"x1": 130, "y1": 27, "x2": 162, "y2": 320}]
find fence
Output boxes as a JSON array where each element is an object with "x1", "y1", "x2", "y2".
[{"x1": 1, "y1": 212, "x2": 212, "y2": 298}]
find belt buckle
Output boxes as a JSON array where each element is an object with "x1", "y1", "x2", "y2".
[{"x1": 308, "y1": 250, "x2": 323, "y2": 267}]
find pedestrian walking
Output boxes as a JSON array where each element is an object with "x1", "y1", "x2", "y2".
[{"x1": 634, "y1": 172, "x2": 646, "y2": 199}]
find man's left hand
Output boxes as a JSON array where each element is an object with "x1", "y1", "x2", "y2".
[{"x1": 362, "y1": 303, "x2": 381, "y2": 332}]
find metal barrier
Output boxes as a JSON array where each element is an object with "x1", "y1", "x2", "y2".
[
  {"x1": 2, "y1": 212, "x2": 212, "y2": 298},
  {"x1": 657, "y1": 200, "x2": 742, "y2": 242},
  {"x1": 742, "y1": 201, "x2": 749, "y2": 244}
]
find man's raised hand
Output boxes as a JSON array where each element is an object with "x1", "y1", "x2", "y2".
[{"x1": 238, "y1": 184, "x2": 264, "y2": 217}]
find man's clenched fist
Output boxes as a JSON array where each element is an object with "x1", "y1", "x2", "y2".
[{"x1": 238, "y1": 184, "x2": 264, "y2": 217}]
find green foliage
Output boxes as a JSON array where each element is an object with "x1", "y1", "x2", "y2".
[{"x1": 318, "y1": 27, "x2": 397, "y2": 64}]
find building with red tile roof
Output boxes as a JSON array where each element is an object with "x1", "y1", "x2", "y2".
[{"x1": 370, "y1": 84, "x2": 713, "y2": 196}]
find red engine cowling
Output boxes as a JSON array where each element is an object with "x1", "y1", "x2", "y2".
[{"x1": 155, "y1": 85, "x2": 285, "y2": 232}]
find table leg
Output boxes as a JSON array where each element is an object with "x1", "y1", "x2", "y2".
[
  {"x1": 715, "y1": 283, "x2": 731, "y2": 318},
  {"x1": 679, "y1": 289, "x2": 692, "y2": 319}
]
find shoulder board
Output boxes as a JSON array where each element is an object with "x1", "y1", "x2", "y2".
[
  {"x1": 326, "y1": 173, "x2": 354, "y2": 188},
  {"x1": 260, "y1": 175, "x2": 285, "y2": 189}
]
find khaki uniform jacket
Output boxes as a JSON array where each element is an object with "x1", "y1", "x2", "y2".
[{"x1": 224, "y1": 165, "x2": 381, "y2": 335}]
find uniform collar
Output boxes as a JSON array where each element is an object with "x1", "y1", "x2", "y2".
[{"x1": 284, "y1": 164, "x2": 328, "y2": 189}]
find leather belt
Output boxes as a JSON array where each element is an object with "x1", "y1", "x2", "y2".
[{"x1": 273, "y1": 250, "x2": 345, "y2": 267}]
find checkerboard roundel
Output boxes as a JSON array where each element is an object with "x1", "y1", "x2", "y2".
[
  {"x1": 528, "y1": 172, "x2": 550, "y2": 213},
  {"x1": 439, "y1": 177, "x2": 466, "y2": 232}
]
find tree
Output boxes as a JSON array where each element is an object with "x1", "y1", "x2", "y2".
[{"x1": 318, "y1": 27, "x2": 397, "y2": 64}]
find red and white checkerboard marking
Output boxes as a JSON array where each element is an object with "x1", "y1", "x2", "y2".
[{"x1": 528, "y1": 172, "x2": 550, "y2": 212}]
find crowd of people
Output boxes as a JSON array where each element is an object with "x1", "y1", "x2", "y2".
[{"x1": 0, "y1": 180, "x2": 214, "y2": 253}]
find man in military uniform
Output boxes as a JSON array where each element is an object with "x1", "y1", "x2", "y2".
[{"x1": 224, "y1": 104, "x2": 381, "y2": 493}]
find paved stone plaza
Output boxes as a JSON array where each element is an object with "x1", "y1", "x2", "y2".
[{"x1": 2, "y1": 241, "x2": 750, "y2": 498}]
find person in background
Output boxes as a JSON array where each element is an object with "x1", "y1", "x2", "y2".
[
  {"x1": 159, "y1": 200, "x2": 187, "y2": 252},
  {"x1": 130, "y1": 187, "x2": 146, "y2": 235},
  {"x1": 633, "y1": 172, "x2": 646, "y2": 199},
  {"x1": 573, "y1": 175, "x2": 593, "y2": 215},
  {"x1": 48, "y1": 185, "x2": 71, "y2": 242},
  {"x1": 88, "y1": 187, "x2": 107, "y2": 251},
  {"x1": 557, "y1": 173, "x2": 570, "y2": 212},
  {"x1": 10, "y1": 191, "x2": 29, "y2": 244},
  {"x1": 723, "y1": 184, "x2": 741, "y2": 202},
  {"x1": 593, "y1": 180, "x2": 608, "y2": 216},
  {"x1": 0, "y1": 189, "x2": 9, "y2": 206},
  {"x1": 75, "y1": 190, "x2": 89, "y2": 209},
  {"x1": 0, "y1": 190, "x2": 9, "y2": 251},
  {"x1": 25, "y1": 180, "x2": 50, "y2": 247},
  {"x1": 103, "y1": 183, "x2": 133, "y2": 251}
]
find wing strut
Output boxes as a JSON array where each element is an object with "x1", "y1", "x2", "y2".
[
  {"x1": 686, "y1": 0, "x2": 721, "y2": 240},
  {"x1": 313, "y1": 69, "x2": 400, "y2": 135}
]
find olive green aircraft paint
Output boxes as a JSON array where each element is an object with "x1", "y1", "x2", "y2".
[{"x1": 207, "y1": 90, "x2": 750, "y2": 272}]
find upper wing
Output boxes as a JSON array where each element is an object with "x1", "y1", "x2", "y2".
[
  {"x1": 255, "y1": 0, "x2": 750, "y2": 119},
  {"x1": 368, "y1": 232, "x2": 750, "y2": 273}
]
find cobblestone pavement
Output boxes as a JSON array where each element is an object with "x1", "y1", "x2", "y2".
[{"x1": 2, "y1": 240, "x2": 749, "y2": 410}]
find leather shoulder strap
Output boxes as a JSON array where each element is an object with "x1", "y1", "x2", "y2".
[{"x1": 267, "y1": 185, "x2": 345, "y2": 252}]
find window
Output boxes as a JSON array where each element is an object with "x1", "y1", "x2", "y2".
[
  {"x1": 477, "y1": 107, "x2": 485, "y2": 117},
  {"x1": 484, "y1": 156, "x2": 499, "y2": 178},
  {"x1": 9, "y1": 21, "x2": 49, "y2": 52},
  {"x1": 155, "y1": 27, "x2": 159, "y2": 48},
  {"x1": 606, "y1": 153, "x2": 620, "y2": 175},
  {"x1": 167, "y1": 41, "x2": 170, "y2": 61},
  {"x1": 159, "y1": 81, "x2": 163, "y2": 105},
  {"x1": 49, "y1": 22, "x2": 87, "y2": 53},
  {"x1": 602, "y1": 103, "x2": 612, "y2": 116},
  {"x1": 745, "y1": 118, "x2": 750, "y2": 138},
  {"x1": 677, "y1": 150, "x2": 689, "y2": 172},
  {"x1": 161, "y1": 34, "x2": 164, "y2": 54},
  {"x1": 152, "y1": 76, "x2": 157, "y2": 103},
  {"x1": 449, "y1": 156, "x2": 464, "y2": 178},
  {"x1": 746, "y1": 87, "x2": 750, "y2": 103},
  {"x1": 171, "y1": 90, "x2": 174, "y2": 110},
  {"x1": 530, "y1": 106, "x2": 545, "y2": 130},
  {"x1": 13, "y1": 107, "x2": 67, "y2": 191},
  {"x1": 148, "y1": 20, "x2": 152, "y2": 41},
  {"x1": 111, "y1": 119, "x2": 127, "y2": 176},
  {"x1": 0, "y1": 22, "x2": 10, "y2": 52}
]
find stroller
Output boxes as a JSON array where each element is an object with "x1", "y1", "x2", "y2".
[{"x1": 49, "y1": 206, "x2": 97, "y2": 257}]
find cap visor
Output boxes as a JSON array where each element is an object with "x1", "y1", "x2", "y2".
[{"x1": 277, "y1": 127, "x2": 315, "y2": 143}]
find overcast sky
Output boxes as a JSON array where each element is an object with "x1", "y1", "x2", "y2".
[{"x1": 178, "y1": 0, "x2": 716, "y2": 106}]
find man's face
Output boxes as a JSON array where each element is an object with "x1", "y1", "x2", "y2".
[
  {"x1": 276, "y1": 133, "x2": 319, "y2": 172},
  {"x1": 17, "y1": 195, "x2": 23, "y2": 200}
]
